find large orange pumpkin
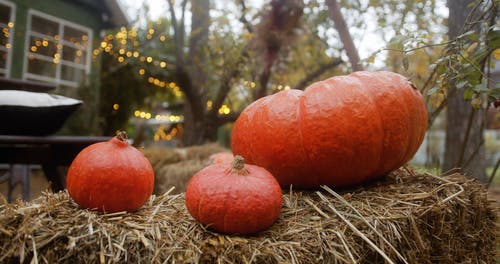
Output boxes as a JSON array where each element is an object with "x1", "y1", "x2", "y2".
[
  {"x1": 231, "y1": 71, "x2": 427, "y2": 188},
  {"x1": 66, "y1": 131, "x2": 154, "y2": 212},
  {"x1": 185, "y1": 155, "x2": 282, "y2": 235}
]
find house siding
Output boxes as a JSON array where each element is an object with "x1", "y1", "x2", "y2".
[
  {"x1": 1, "y1": 0, "x2": 122, "y2": 134},
  {"x1": 8, "y1": 0, "x2": 105, "y2": 79}
]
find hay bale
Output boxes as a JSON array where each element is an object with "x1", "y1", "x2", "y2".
[
  {"x1": 140, "y1": 147, "x2": 183, "y2": 170},
  {"x1": 154, "y1": 159, "x2": 206, "y2": 194},
  {"x1": 182, "y1": 143, "x2": 228, "y2": 161},
  {"x1": 146, "y1": 143, "x2": 230, "y2": 195},
  {"x1": 0, "y1": 170, "x2": 497, "y2": 263}
]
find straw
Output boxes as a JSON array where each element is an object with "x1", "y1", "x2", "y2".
[{"x1": 0, "y1": 169, "x2": 497, "y2": 263}]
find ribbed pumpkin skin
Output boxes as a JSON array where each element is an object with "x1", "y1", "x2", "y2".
[
  {"x1": 185, "y1": 158, "x2": 282, "y2": 235},
  {"x1": 231, "y1": 71, "x2": 427, "y2": 188},
  {"x1": 66, "y1": 135, "x2": 154, "y2": 212}
]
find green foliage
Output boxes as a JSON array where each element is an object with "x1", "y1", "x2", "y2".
[
  {"x1": 58, "y1": 79, "x2": 101, "y2": 136},
  {"x1": 363, "y1": 0, "x2": 499, "y2": 116},
  {"x1": 427, "y1": 20, "x2": 500, "y2": 109},
  {"x1": 266, "y1": 0, "x2": 349, "y2": 89},
  {"x1": 98, "y1": 53, "x2": 150, "y2": 135},
  {"x1": 92, "y1": 16, "x2": 183, "y2": 135}
]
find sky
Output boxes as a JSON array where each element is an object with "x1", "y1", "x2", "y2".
[
  {"x1": 117, "y1": 0, "x2": 447, "y2": 65},
  {"x1": 118, "y1": 0, "x2": 375, "y2": 59},
  {"x1": 119, "y1": 0, "x2": 265, "y2": 20},
  {"x1": 118, "y1": 0, "x2": 167, "y2": 22}
]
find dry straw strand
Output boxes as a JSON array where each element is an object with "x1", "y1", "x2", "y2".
[
  {"x1": 320, "y1": 185, "x2": 409, "y2": 264},
  {"x1": 316, "y1": 191, "x2": 396, "y2": 264}
]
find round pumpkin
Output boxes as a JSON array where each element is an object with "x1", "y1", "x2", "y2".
[
  {"x1": 231, "y1": 71, "x2": 427, "y2": 188},
  {"x1": 185, "y1": 155, "x2": 282, "y2": 235},
  {"x1": 66, "y1": 131, "x2": 154, "y2": 212}
]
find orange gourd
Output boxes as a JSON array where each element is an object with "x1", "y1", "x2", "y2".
[
  {"x1": 66, "y1": 131, "x2": 154, "y2": 212},
  {"x1": 185, "y1": 155, "x2": 282, "y2": 235},
  {"x1": 231, "y1": 71, "x2": 427, "y2": 188}
]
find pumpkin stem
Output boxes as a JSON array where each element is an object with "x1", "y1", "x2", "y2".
[
  {"x1": 231, "y1": 155, "x2": 248, "y2": 175},
  {"x1": 116, "y1": 131, "x2": 128, "y2": 142}
]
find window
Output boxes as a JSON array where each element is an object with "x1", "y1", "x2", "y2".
[
  {"x1": 24, "y1": 10, "x2": 93, "y2": 87},
  {"x1": 0, "y1": 0, "x2": 15, "y2": 77}
]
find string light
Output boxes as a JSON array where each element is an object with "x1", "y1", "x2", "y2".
[
  {"x1": 90, "y1": 22, "x2": 188, "y2": 100},
  {"x1": 133, "y1": 109, "x2": 184, "y2": 122},
  {"x1": 272, "y1": 84, "x2": 292, "y2": 91},
  {"x1": 218, "y1": 104, "x2": 231, "y2": 115},
  {"x1": 154, "y1": 124, "x2": 183, "y2": 141}
]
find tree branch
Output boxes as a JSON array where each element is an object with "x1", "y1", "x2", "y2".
[
  {"x1": 427, "y1": 96, "x2": 448, "y2": 128},
  {"x1": 326, "y1": 0, "x2": 363, "y2": 71},
  {"x1": 175, "y1": 67, "x2": 204, "y2": 119},
  {"x1": 216, "y1": 110, "x2": 242, "y2": 126},
  {"x1": 253, "y1": 0, "x2": 304, "y2": 100},
  {"x1": 457, "y1": 107, "x2": 476, "y2": 166},
  {"x1": 210, "y1": 67, "x2": 240, "y2": 117},
  {"x1": 180, "y1": 0, "x2": 188, "y2": 50},
  {"x1": 238, "y1": 0, "x2": 253, "y2": 33},
  {"x1": 167, "y1": 0, "x2": 185, "y2": 67},
  {"x1": 255, "y1": 47, "x2": 277, "y2": 100},
  {"x1": 293, "y1": 59, "x2": 343, "y2": 90},
  {"x1": 487, "y1": 158, "x2": 500, "y2": 188},
  {"x1": 210, "y1": 45, "x2": 251, "y2": 118}
]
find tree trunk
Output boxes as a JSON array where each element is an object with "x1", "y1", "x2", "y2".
[
  {"x1": 326, "y1": 0, "x2": 363, "y2": 72},
  {"x1": 169, "y1": 0, "x2": 306, "y2": 145},
  {"x1": 181, "y1": 0, "x2": 211, "y2": 146},
  {"x1": 182, "y1": 103, "x2": 221, "y2": 146},
  {"x1": 188, "y1": 0, "x2": 210, "y2": 98},
  {"x1": 442, "y1": 0, "x2": 487, "y2": 182}
]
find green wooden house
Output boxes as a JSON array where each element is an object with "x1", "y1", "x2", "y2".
[{"x1": 0, "y1": 0, "x2": 127, "y2": 93}]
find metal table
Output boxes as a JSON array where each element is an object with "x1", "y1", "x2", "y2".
[{"x1": 0, "y1": 135, "x2": 110, "y2": 202}]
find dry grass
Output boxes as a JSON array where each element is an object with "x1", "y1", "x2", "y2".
[{"x1": 0, "y1": 168, "x2": 497, "y2": 263}]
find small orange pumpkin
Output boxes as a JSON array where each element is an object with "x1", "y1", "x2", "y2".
[
  {"x1": 66, "y1": 131, "x2": 154, "y2": 212},
  {"x1": 185, "y1": 155, "x2": 282, "y2": 235}
]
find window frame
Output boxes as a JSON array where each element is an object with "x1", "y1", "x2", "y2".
[
  {"x1": 23, "y1": 9, "x2": 93, "y2": 87},
  {"x1": 0, "y1": 0, "x2": 16, "y2": 78}
]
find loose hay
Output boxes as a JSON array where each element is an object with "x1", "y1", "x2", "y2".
[{"x1": 0, "y1": 169, "x2": 498, "y2": 263}]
